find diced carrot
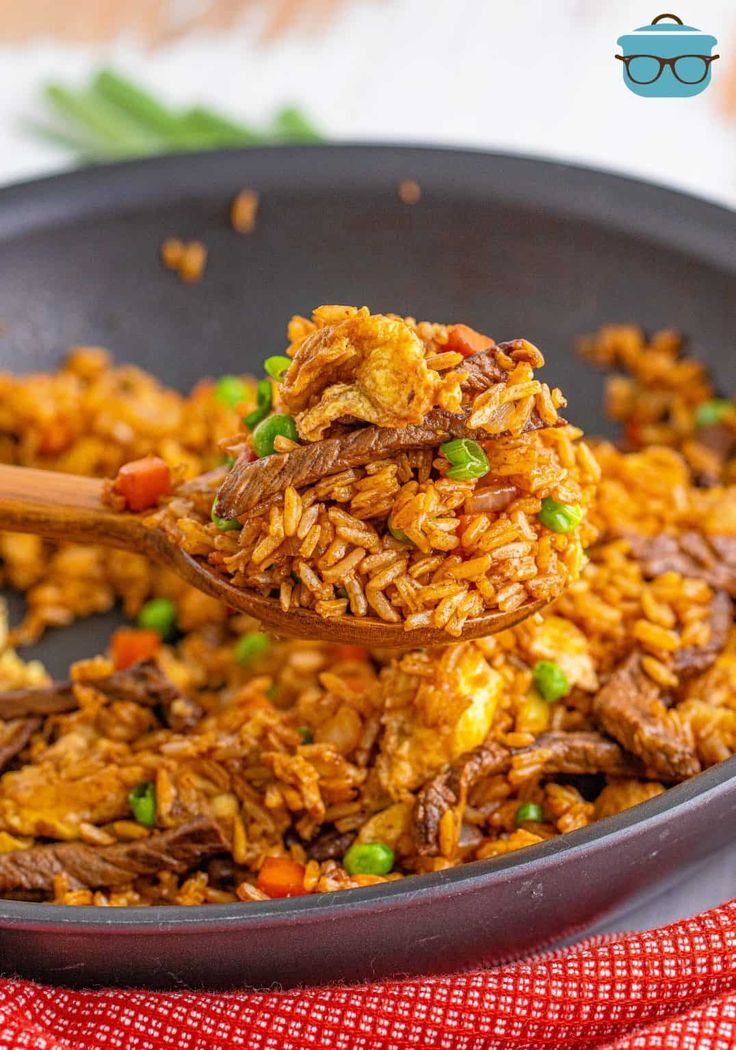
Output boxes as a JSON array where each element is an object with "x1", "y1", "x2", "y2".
[
  {"x1": 334, "y1": 645, "x2": 369, "y2": 662},
  {"x1": 256, "y1": 857, "x2": 309, "y2": 898},
  {"x1": 112, "y1": 456, "x2": 171, "y2": 512},
  {"x1": 111, "y1": 628, "x2": 161, "y2": 671},
  {"x1": 445, "y1": 324, "x2": 494, "y2": 358}
]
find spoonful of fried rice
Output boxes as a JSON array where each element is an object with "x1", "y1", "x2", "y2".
[{"x1": 0, "y1": 306, "x2": 598, "y2": 646}]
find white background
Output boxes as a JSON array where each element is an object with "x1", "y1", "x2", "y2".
[
  {"x1": 0, "y1": 0, "x2": 735, "y2": 935},
  {"x1": 0, "y1": 0, "x2": 735, "y2": 201}
]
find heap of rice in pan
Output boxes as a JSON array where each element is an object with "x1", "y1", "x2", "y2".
[{"x1": 0, "y1": 318, "x2": 734, "y2": 906}]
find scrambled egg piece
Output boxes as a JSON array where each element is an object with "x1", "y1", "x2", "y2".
[
  {"x1": 520, "y1": 614, "x2": 599, "y2": 692},
  {"x1": 0, "y1": 729, "x2": 146, "y2": 840},
  {"x1": 281, "y1": 309, "x2": 439, "y2": 441},
  {"x1": 356, "y1": 801, "x2": 413, "y2": 852},
  {"x1": 0, "y1": 764, "x2": 141, "y2": 840},
  {"x1": 378, "y1": 645, "x2": 504, "y2": 797}
]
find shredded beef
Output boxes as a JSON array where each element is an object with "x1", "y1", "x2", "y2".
[
  {"x1": 215, "y1": 344, "x2": 565, "y2": 519},
  {"x1": 216, "y1": 413, "x2": 470, "y2": 518},
  {"x1": 0, "y1": 683, "x2": 76, "y2": 720},
  {"x1": 306, "y1": 827, "x2": 356, "y2": 862},
  {"x1": 89, "y1": 660, "x2": 203, "y2": 731},
  {"x1": 0, "y1": 718, "x2": 40, "y2": 772},
  {"x1": 672, "y1": 590, "x2": 732, "y2": 678},
  {"x1": 628, "y1": 532, "x2": 736, "y2": 598},
  {"x1": 0, "y1": 661, "x2": 202, "y2": 733},
  {"x1": 0, "y1": 816, "x2": 225, "y2": 894},
  {"x1": 692, "y1": 423, "x2": 736, "y2": 486},
  {"x1": 627, "y1": 532, "x2": 736, "y2": 673},
  {"x1": 532, "y1": 731, "x2": 645, "y2": 777},
  {"x1": 592, "y1": 652, "x2": 700, "y2": 781},
  {"x1": 457, "y1": 346, "x2": 507, "y2": 394},
  {"x1": 413, "y1": 741, "x2": 511, "y2": 856}
]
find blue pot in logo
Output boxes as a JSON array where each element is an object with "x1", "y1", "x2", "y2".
[{"x1": 617, "y1": 13, "x2": 718, "y2": 97}]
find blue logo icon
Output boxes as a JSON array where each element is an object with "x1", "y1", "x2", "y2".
[{"x1": 617, "y1": 13, "x2": 719, "y2": 97}]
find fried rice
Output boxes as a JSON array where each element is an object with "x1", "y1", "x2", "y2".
[{"x1": 0, "y1": 322, "x2": 734, "y2": 905}]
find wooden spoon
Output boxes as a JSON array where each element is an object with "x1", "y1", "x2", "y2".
[{"x1": 0, "y1": 464, "x2": 548, "y2": 647}]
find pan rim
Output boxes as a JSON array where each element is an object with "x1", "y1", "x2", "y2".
[{"x1": 0, "y1": 143, "x2": 734, "y2": 266}]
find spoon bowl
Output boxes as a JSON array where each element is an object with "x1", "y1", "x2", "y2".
[{"x1": 0, "y1": 463, "x2": 547, "y2": 647}]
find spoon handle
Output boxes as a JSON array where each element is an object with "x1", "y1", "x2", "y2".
[{"x1": 0, "y1": 464, "x2": 150, "y2": 552}]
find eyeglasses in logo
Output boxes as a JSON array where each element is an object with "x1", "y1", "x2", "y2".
[{"x1": 616, "y1": 13, "x2": 719, "y2": 97}]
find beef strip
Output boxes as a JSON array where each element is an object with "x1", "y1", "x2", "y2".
[
  {"x1": 413, "y1": 741, "x2": 511, "y2": 855},
  {"x1": 306, "y1": 827, "x2": 356, "y2": 862},
  {"x1": 531, "y1": 731, "x2": 645, "y2": 778},
  {"x1": 215, "y1": 343, "x2": 565, "y2": 519},
  {"x1": 216, "y1": 413, "x2": 475, "y2": 518},
  {"x1": 0, "y1": 718, "x2": 40, "y2": 773},
  {"x1": 592, "y1": 652, "x2": 700, "y2": 781},
  {"x1": 451, "y1": 340, "x2": 547, "y2": 396},
  {"x1": 217, "y1": 412, "x2": 563, "y2": 521},
  {"x1": 0, "y1": 816, "x2": 225, "y2": 894},
  {"x1": 0, "y1": 660, "x2": 202, "y2": 733},
  {"x1": 457, "y1": 346, "x2": 506, "y2": 394},
  {"x1": 627, "y1": 530, "x2": 735, "y2": 673},
  {"x1": 627, "y1": 532, "x2": 736, "y2": 598},
  {"x1": 87, "y1": 660, "x2": 204, "y2": 732},
  {"x1": 413, "y1": 727, "x2": 660, "y2": 856},
  {"x1": 0, "y1": 683, "x2": 75, "y2": 720},
  {"x1": 691, "y1": 423, "x2": 736, "y2": 486},
  {"x1": 672, "y1": 590, "x2": 733, "y2": 678}
]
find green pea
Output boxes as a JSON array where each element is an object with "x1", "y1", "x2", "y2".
[
  {"x1": 538, "y1": 497, "x2": 584, "y2": 534},
  {"x1": 439, "y1": 438, "x2": 490, "y2": 481},
  {"x1": 214, "y1": 375, "x2": 248, "y2": 409},
  {"x1": 234, "y1": 632, "x2": 271, "y2": 665},
  {"x1": 252, "y1": 413, "x2": 300, "y2": 457},
  {"x1": 343, "y1": 841, "x2": 395, "y2": 876},
  {"x1": 388, "y1": 519, "x2": 414, "y2": 545},
  {"x1": 266, "y1": 684, "x2": 279, "y2": 701},
  {"x1": 297, "y1": 726, "x2": 313, "y2": 744},
  {"x1": 532, "y1": 660, "x2": 569, "y2": 702},
  {"x1": 263, "y1": 356, "x2": 292, "y2": 381},
  {"x1": 128, "y1": 782, "x2": 156, "y2": 827},
  {"x1": 211, "y1": 498, "x2": 241, "y2": 531},
  {"x1": 515, "y1": 801, "x2": 543, "y2": 826},
  {"x1": 243, "y1": 378, "x2": 273, "y2": 430},
  {"x1": 695, "y1": 399, "x2": 732, "y2": 428},
  {"x1": 136, "y1": 597, "x2": 177, "y2": 640}
]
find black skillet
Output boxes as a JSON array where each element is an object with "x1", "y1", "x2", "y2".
[{"x1": 0, "y1": 146, "x2": 735, "y2": 990}]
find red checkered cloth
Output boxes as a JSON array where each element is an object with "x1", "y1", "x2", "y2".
[{"x1": 1, "y1": 899, "x2": 736, "y2": 1050}]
